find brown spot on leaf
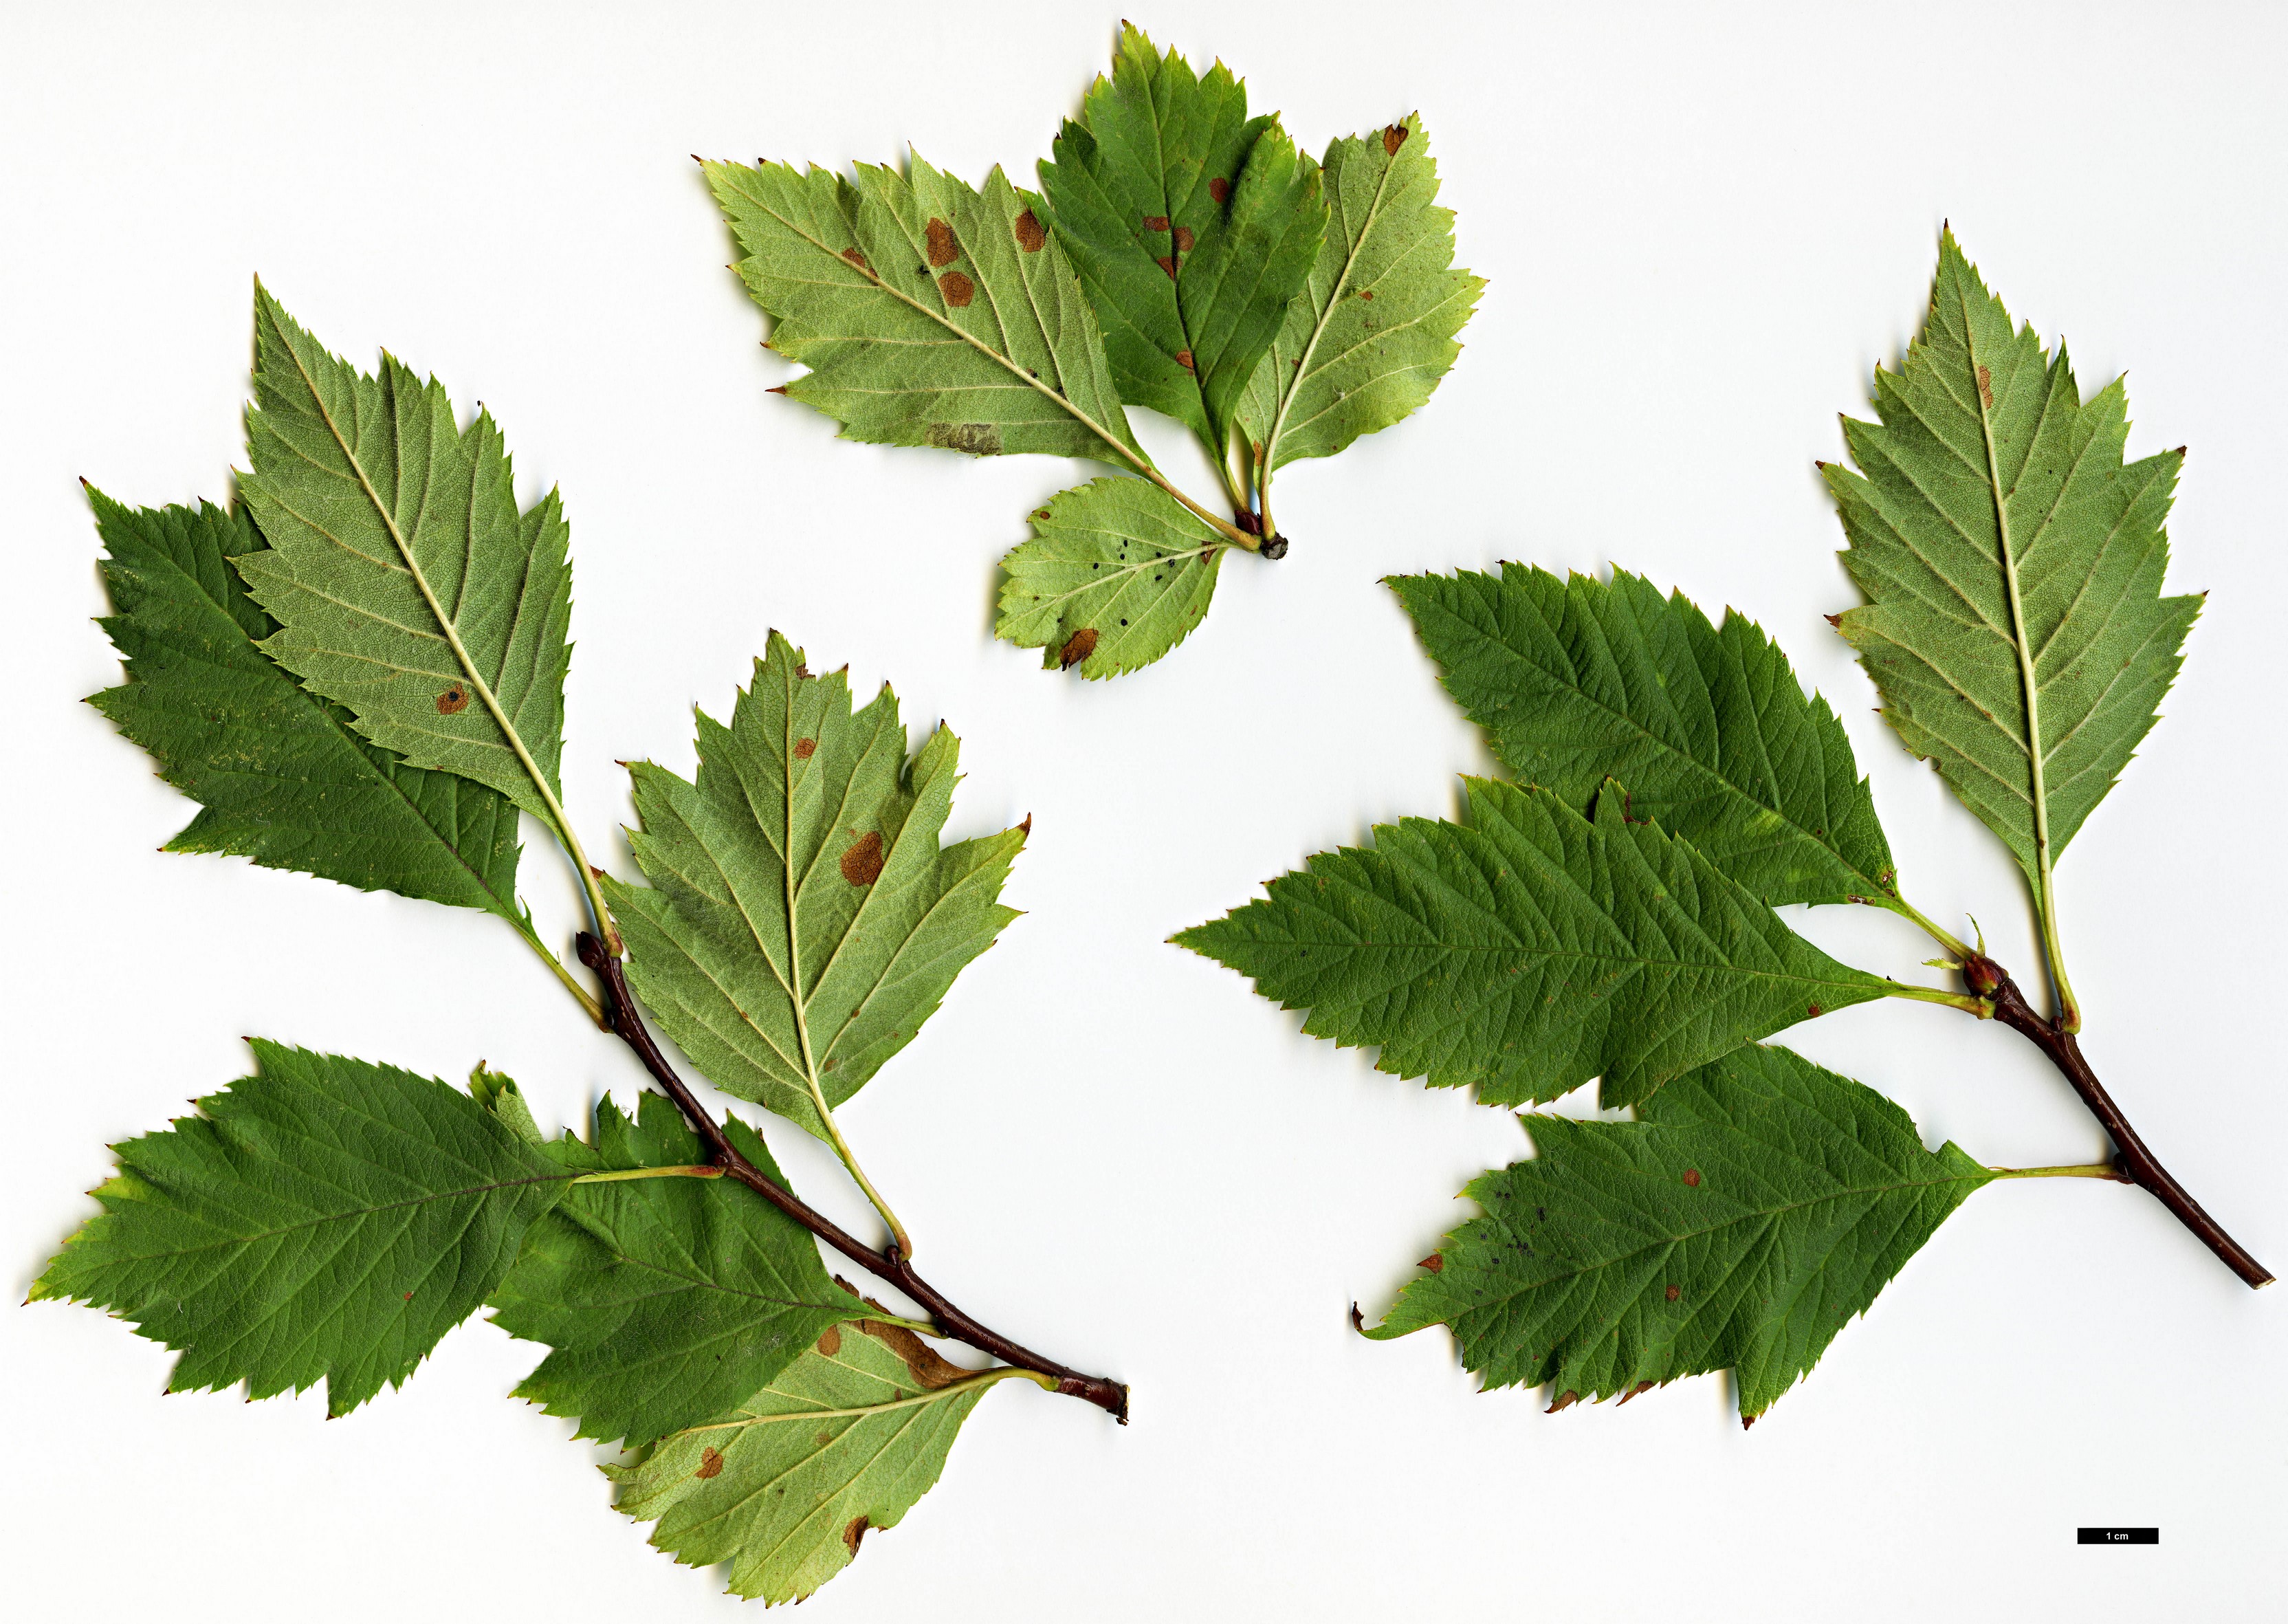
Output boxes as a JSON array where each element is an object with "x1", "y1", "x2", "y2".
[
  {"x1": 1807, "y1": 1002, "x2": 1823, "y2": 1018},
  {"x1": 1175, "y1": 349, "x2": 1194, "y2": 371},
  {"x1": 815, "y1": 1429, "x2": 833, "y2": 1447},
  {"x1": 1418, "y1": 1254, "x2": 1444, "y2": 1273},
  {"x1": 434, "y1": 684, "x2": 472, "y2": 715},
  {"x1": 1032, "y1": 507, "x2": 1052, "y2": 521},
  {"x1": 841, "y1": 247, "x2": 871, "y2": 273},
  {"x1": 1383, "y1": 123, "x2": 1409, "y2": 155},
  {"x1": 844, "y1": 1514, "x2": 870, "y2": 1555},
  {"x1": 925, "y1": 421, "x2": 1001, "y2": 454},
  {"x1": 859, "y1": 1320, "x2": 968, "y2": 1390},
  {"x1": 1619, "y1": 1379, "x2": 1656, "y2": 1405},
  {"x1": 1059, "y1": 626, "x2": 1099, "y2": 668},
  {"x1": 1014, "y1": 208, "x2": 1047, "y2": 252},
  {"x1": 793, "y1": 736, "x2": 817, "y2": 760},
  {"x1": 793, "y1": 662, "x2": 811, "y2": 679},
  {"x1": 1546, "y1": 1390, "x2": 1580, "y2": 1414},
  {"x1": 1174, "y1": 226, "x2": 1194, "y2": 252},
  {"x1": 840, "y1": 831, "x2": 885, "y2": 886},
  {"x1": 925, "y1": 217, "x2": 958, "y2": 267},
  {"x1": 1682, "y1": 1168, "x2": 1702, "y2": 1187},
  {"x1": 1977, "y1": 363, "x2": 1994, "y2": 410},
  {"x1": 817, "y1": 1324, "x2": 842, "y2": 1357},
  {"x1": 1357, "y1": 287, "x2": 1374, "y2": 300},
  {"x1": 939, "y1": 270, "x2": 975, "y2": 307},
  {"x1": 696, "y1": 1447, "x2": 725, "y2": 1480},
  {"x1": 1208, "y1": 176, "x2": 1230, "y2": 204},
  {"x1": 1143, "y1": 213, "x2": 1169, "y2": 232},
  {"x1": 1741, "y1": 1412, "x2": 1759, "y2": 1431},
  {"x1": 1156, "y1": 256, "x2": 1176, "y2": 278},
  {"x1": 1823, "y1": 613, "x2": 1842, "y2": 628},
  {"x1": 404, "y1": 1291, "x2": 414, "y2": 1300},
  {"x1": 1665, "y1": 1284, "x2": 1681, "y2": 1302}
]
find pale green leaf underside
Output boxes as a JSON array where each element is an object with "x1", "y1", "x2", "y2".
[
  {"x1": 1037, "y1": 21, "x2": 1326, "y2": 449},
  {"x1": 490, "y1": 1094, "x2": 855, "y2": 1448},
  {"x1": 610, "y1": 1318, "x2": 1006, "y2": 1604},
  {"x1": 234, "y1": 286, "x2": 575, "y2": 823},
  {"x1": 87, "y1": 490, "x2": 526, "y2": 919},
  {"x1": 705, "y1": 152, "x2": 1143, "y2": 465},
  {"x1": 608, "y1": 633, "x2": 1023, "y2": 1141},
  {"x1": 32, "y1": 1042, "x2": 567, "y2": 1416},
  {"x1": 1238, "y1": 116, "x2": 1482, "y2": 474},
  {"x1": 1176, "y1": 778, "x2": 1886, "y2": 1109},
  {"x1": 1826, "y1": 232, "x2": 2198, "y2": 886},
  {"x1": 1374, "y1": 1042, "x2": 1991, "y2": 1420},
  {"x1": 997, "y1": 476, "x2": 1231, "y2": 677},
  {"x1": 1393, "y1": 564, "x2": 1895, "y2": 906}
]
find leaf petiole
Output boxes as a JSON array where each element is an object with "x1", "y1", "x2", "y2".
[
  {"x1": 1876, "y1": 980, "x2": 1992, "y2": 1017},
  {"x1": 569, "y1": 1163, "x2": 727, "y2": 1185},
  {"x1": 1988, "y1": 1162, "x2": 2130, "y2": 1181}
]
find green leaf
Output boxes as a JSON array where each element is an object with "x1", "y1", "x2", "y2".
[
  {"x1": 996, "y1": 476, "x2": 1233, "y2": 677},
  {"x1": 31, "y1": 1042, "x2": 569, "y2": 1417},
  {"x1": 1372, "y1": 1043, "x2": 1994, "y2": 1423},
  {"x1": 605, "y1": 633, "x2": 1024, "y2": 1139},
  {"x1": 705, "y1": 151, "x2": 1146, "y2": 468},
  {"x1": 1390, "y1": 564, "x2": 1895, "y2": 907},
  {"x1": 85, "y1": 488, "x2": 527, "y2": 921},
  {"x1": 1036, "y1": 23, "x2": 1326, "y2": 451},
  {"x1": 608, "y1": 1316, "x2": 1021, "y2": 1604},
  {"x1": 1175, "y1": 778, "x2": 1888, "y2": 1108},
  {"x1": 1825, "y1": 230, "x2": 2200, "y2": 890},
  {"x1": 1236, "y1": 116, "x2": 1482, "y2": 479},
  {"x1": 489, "y1": 1093, "x2": 856, "y2": 1447},
  {"x1": 234, "y1": 285, "x2": 575, "y2": 825}
]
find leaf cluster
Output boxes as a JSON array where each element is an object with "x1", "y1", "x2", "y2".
[
  {"x1": 45, "y1": 287, "x2": 1086, "y2": 1603},
  {"x1": 704, "y1": 22, "x2": 1484, "y2": 677},
  {"x1": 1184, "y1": 231, "x2": 2254, "y2": 1423}
]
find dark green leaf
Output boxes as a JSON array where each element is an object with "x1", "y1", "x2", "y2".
[
  {"x1": 85, "y1": 488, "x2": 525, "y2": 919},
  {"x1": 1037, "y1": 22, "x2": 1326, "y2": 451},
  {"x1": 1372, "y1": 1043, "x2": 1993, "y2": 1422},
  {"x1": 1391, "y1": 564, "x2": 1895, "y2": 906},
  {"x1": 32, "y1": 1042, "x2": 569, "y2": 1416},
  {"x1": 490, "y1": 1094, "x2": 856, "y2": 1447},
  {"x1": 1176, "y1": 778, "x2": 1888, "y2": 1108}
]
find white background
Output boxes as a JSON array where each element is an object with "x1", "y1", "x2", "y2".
[{"x1": 4, "y1": 2, "x2": 2283, "y2": 1618}]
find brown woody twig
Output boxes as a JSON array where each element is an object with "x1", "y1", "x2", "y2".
[{"x1": 576, "y1": 933, "x2": 1130, "y2": 1420}]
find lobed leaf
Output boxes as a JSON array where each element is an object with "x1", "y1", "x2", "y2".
[
  {"x1": 85, "y1": 488, "x2": 526, "y2": 920},
  {"x1": 1037, "y1": 22, "x2": 1326, "y2": 451},
  {"x1": 1392, "y1": 564, "x2": 1895, "y2": 906},
  {"x1": 490, "y1": 1094, "x2": 856, "y2": 1448},
  {"x1": 705, "y1": 151, "x2": 1143, "y2": 465},
  {"x1": 1237, "y1": 116, "x2": 1482, "y2": 476},
  {"x1": 609, "y1": 1316, "x2": 1014, "y2": 1604},
  {"x1": 1373, "y1": 1043, "x2": 1992, "y2": 1422},
  {"x1": 1825, "y1": 231, "x2": 2200, "y2": 888},
  {"x1": 32, "y1": 1042, "x2": 569, "y2": 1416},
  {"x1": 606, "y1": 633, "x2": 1024, "y2": 1140},
  {"x1": 1176, "y1": 779, "x2": 1888, "y2": 1109},
  {"x1": 996, "y1": 476, "x2": 1233, "y2": 677},
  {"x1": 234, "y1": 286, "x2": 575, "y2": 823}
]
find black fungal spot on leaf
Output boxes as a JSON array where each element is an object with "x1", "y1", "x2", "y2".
[{"x1": 436, "y1": 684, "x2": 470, "y2": 714}]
